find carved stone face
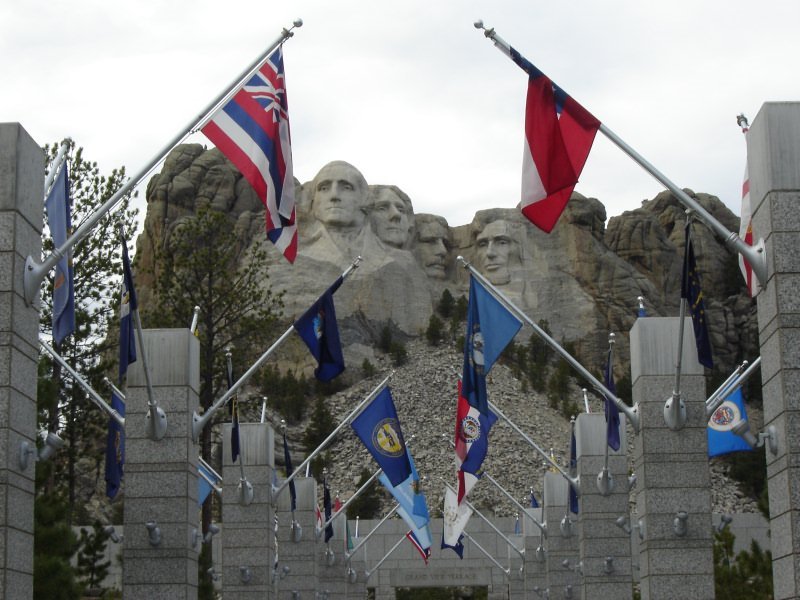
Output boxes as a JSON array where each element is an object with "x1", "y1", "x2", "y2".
[
  {"x1": 476, "y1": 219, "x2": 516, "y2": 285},
  {"x1": 372, "y1": 188, "x2": 412, "y2": 248},
  {"x1": 414, "y1": 218, "x2": 450, "y2": 279},
  {"x1": 311, "y1": 162, "x2": 367, "y2": 230}
]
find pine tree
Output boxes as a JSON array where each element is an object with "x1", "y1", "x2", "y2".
[
  {"x1": 76, "y1": 520, "x2": 111, "y2": 593},
  {"x1": 34, "y1": 494, "x2": 83, "y2": 600}
]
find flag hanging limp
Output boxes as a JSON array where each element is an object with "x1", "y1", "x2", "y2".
[{"x1": 45, "y1": 164, "x2": 75, "y2": 345}]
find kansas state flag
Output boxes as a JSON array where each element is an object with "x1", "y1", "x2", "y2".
[
  {"x1": 462, "y1": 276, "x2": 522, "y2": 415},
  {"x1": 708, "y1": 388, "x2": 753, "y2": 457},
  {"x1": 45, "y1": 164, "x2": 75, "y2": 345},
  {"x1": 509, "y1": 48, "x2": 601, "y2": 233},
  {"x1": 351, "y1": 387, "x2": 412, "y2": 487},
  {"x1": 294, "y1": 276, "x2": 345, "y2": 381}
]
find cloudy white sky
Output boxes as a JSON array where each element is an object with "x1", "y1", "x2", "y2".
[{"x1": 3, "y1": 0, "x2": 799, "y2": 231}]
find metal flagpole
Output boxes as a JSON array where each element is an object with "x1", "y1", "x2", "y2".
[
  {"x1": 706, "y1": 359, "x2": 749, "y2": 414},
  {"x1": 345, "y1": 505, "x2": 400, "y2": 561},
  {"x1": 665, "y1": 213, "x2": 692, "y2": 431},
  {"x1": 364, "y1": 535, "x2": 406, "y2": 579},
  {"x1": 483, "y1": 472, "x2": 547, "y2": 537},
  {"x1": 272, "y1": 370, "x2": 392, "y2": 501},
  {"x1": 706, "y1": 357, "x2": 761, "y2": 418},
  {"x1": 597, "y1": 334, "x2": 614, "y2": 495},
  {"x1": 461, "y1": 529, "x2": 511, "y2": 576},
  {"x1": 43, "y1": 140, "x2": 71, "y2": 201},
  {"x1": 474, "y1": 20, "x2": 767, "y2": 290},
  {"x1": 192, "y1": 257, "x2": 361, "y2": 443},
  {"x1": 103, "y1": 377, "x2": 126, "y2": 403},
  {"x1": 460, "y1": 256, "x2": 640, "y2": 433},
  {"x1": 23, "y1": 19, "x2": 304, "y2": 307},
  {"x1": 41, "y1": 341, "x2": 124, "y2": 427}
]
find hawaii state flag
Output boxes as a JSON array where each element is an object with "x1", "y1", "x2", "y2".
[
  {"x1": 455, "y1": 381, "x2": 497, "y2": 505},
  {"x1": 294, "y1": 276, "x2": 345, "y2": 381},
  {"x1": 509, "y1": 48, "x2": 601, "y2": 233},
  {"x1": 202, "y1": 46, "x2": 297, "y2": 262}
]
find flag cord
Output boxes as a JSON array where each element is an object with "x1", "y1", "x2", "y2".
[
  {"x1": 459, "y1": 255, "x2": 640, "y2": 433},
  {"x1": 23, "y1": 21, "x2": 302, "y2": 307},
  {"x1": 474, "y1": 21, "x2": 767, "y2": 290}
]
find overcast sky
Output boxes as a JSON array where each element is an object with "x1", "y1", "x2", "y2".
[{"x1": 3, "y1": 0, "x2": 799, "y2": 231}]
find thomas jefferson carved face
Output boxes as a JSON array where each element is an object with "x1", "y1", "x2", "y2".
[
  {"x1": 371, "y1": 187, "x2": 412, "y2": 249},
  {"x1": 311, "y1": 162, "x2": 368, "y2": 231},
  {"x1": 414, "y1": 216, "x2": 451, "y2": 279},
  {"x1": 476, "y1": 219, "x2": 517, "y2": 285}
]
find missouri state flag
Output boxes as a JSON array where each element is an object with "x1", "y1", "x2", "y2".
[
  {"x1": 509, "y1": 48, "x2": 601, "y2": 233},
  {"x1": 202, "y1": 46, "x2": 297, "y2": 262},
  {"x1": 294, "y1": 276, "x2": 345, "y2": 381}
]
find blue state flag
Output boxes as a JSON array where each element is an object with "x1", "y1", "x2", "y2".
[
  {"x1": 294, "y1": 276, "x2": 345, "y2": 382},
  {"x1": 119, "y1": 239, "x2": 138, "y2": 381},
  {"x1": 351, "y1": 387, "x2": 412, "y2": 487},
  {"x1": 323, "y1": 479, "x2": 334, "y2": 543},
  {"x1": 681, "y1": 223, "x2": 713, "y2": 369},
  {"x1": 530, "y1": 489, "x2": 539, "y2": 508},
  {"x1": 45, "y1": 164, "x2": 75, "y2": 345},
  {"x1": 708, "y1": 388, "x2": 753, "y2": 457},
  {"x1": 568, "y1": 428, "x2": 579, "y2": 514},
  {"x1": 198, "y1": 459, "x2": 222, "y2": 507},
  {"x1": 604, "y1": 348, "x2": 621, "y2": 451},
  {"x1": 230, "y1": 398, "x2": 241, "y2": 464},
  {"x1": 462, "y1": 276, "x2": 522, "y2": 415},
  {"x1": 104, "y1": 391, "x2": 125, "y2": 499}
]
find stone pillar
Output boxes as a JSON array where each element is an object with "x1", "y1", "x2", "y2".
[
  {"x1": 514, "y1": 507, "x2": 546, "y2": 599},
  {"x1": 221, "y1": 422, "x2": 274, "y2": 597},
  {"x1": 747, "y1": 101, "x2": 800, "y2": 600},
  {"x1": 123, "y1": 329, "x2": 199, "y2": 599},
  {"x1": 630, "y1": 317, "x2": 713, "y2": 600},
  {"x1": 0, "y1": 123, "x2": 43, "y2": 600},
  {"x1": 276, "y1": 477, "x2": 321, "y2": 600},
  {"x1": 543, "y1": 471, "x2": 580, "y2": 600},
  {"x1": 575, "y1": 413, "x2": 632, "y2": 599},
  {"x1": 317, "y1": 512, "x2": 347, "y2": 599}
]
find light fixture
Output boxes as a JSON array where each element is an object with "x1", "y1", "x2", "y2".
[
  {"x1": 239, "y1": 566, "x2": 252, "y2": 584},
  {"x1": 204, "y1": 523, "x2": 220, "y2": 544},
  {"x1": 560, "y1": 515, "x2": 574, "y2": 538},
  {"x1": 596, "y1": 467, "x2": 614, "y2": 496},
  {"x1": 732, "y1": 421, "x2": 778, "y2": 455},
  {"x1": 535, "y1": 545, "x2": 547, "y2": 562},
  {"x1": 145, "y1": 521, "x2": 161, "y2": 547},
  {"x1": 19, "y1": 431, "x2": 65, "y2": 470},
  {"x1": 673, "y1": 511, "x2": 688, "y2": 537},
  {"x1": 347, "y1": 567, "x2": 357, "y2": 584},
  {"x1": 238, "y1": 477, "x2": 254, "y2": 506},
  {"x1": 207, "y1": 567, "x2": 219, "y2": 582},
  {"x1": 604, "y1": 556, "x2": 615, "y2": 575},
  {"x1": 716, "y1": 514, "x2": 733, "y2": 533},
  {"x1": 291, "y1": 519, "x2": 302, "y2": 543},
  {"x1": 104, "y1": 525, "x2": 122, "y2": 544}
]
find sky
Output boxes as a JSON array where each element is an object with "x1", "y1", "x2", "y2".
[{"x1": 3, "y1": 0, "x2": 800, "y2": 231}]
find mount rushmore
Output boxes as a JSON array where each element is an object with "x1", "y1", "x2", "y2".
[{"x1": 135, "y1": 143, "x2": 758, "y2": 380}]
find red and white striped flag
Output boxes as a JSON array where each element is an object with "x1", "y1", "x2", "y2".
[{"x1": 739, "y1": 166, "x2": 756, "y2": 296}]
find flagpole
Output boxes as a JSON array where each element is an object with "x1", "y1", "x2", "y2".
[
  {"x1": 665, "y1": 215, "x2": 692, "y2": 431},
  {"x1": 483, "y1": 471, "x2": 547, "y2": 537},
  {"x1": 228, "y1": 350, "x2": 247, "y2": 482},
  {"x1": 460, "y1": 256, "x2": 640, "y2": 433},
  {"x1": 488, "y1": 398, "x2": 580, "y2": 497},
  {"x1": 364, "y1": 535, "x2": 406, "y2": 580},
  {"x1": 22, "y1": 19, "x2": 304, "y2": 307},
  {"x1": 598, "y1": 335, "x2": 614, "y2": 494},
  {"x1": 272, "y1": 371, "x2": 392, "y2": 501},
  {"x1": 198, "y1": 456, "x2": 224, "y2": 495},
  {"x1": 706, "y1": 357, "x2": 761, "y2": 418},
  {"x1": 461, "y1": 529, "x2": 512, "y2": 576},
  {"x1": 40, "y1": 341, "x2": 124, "y2": 427},
  {"x1": 103, "y1": 377, "x2": 125, "y2": 403},
  {"x1": 43, "y1": 140, "x2": 71, "y2": 201},
  {"x1": 474, "y1": 20, "x2": 768, "y2": 290},
  {"x1": 442, "y1": 480, "x2": 524, "y2": 559},
  {"x1": 193, "y1": 257, "x2": 361, "y2": 443},
  {"x1": 706, "y1": 359, "x2": 748, "y2": 414},
  {"x1": 345, "y1": 504, "x2": 400, "y2": 561}
]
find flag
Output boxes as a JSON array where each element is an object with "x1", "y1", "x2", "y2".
[
  {"x1": 739, "y1": 164, "x2": 757, "y2": 296},
  {"x1": 351, "y1": 387, "x2": 412, "y2": 487},
  {"x1": 462, "y1": 276, "x2": 522, "y2": 415},
  {"x1": 294, "y1": 276, "x2": 345, "y2": 381},
  {"x1": 604, "y1": 349, "x2": 621, "y2": 451},
  {"x1": 442, "y1": 487, "x2": 472, "y2": 553},
  {"x1": 568, "y1": 428, "x2": 579, "y2": 514},
  {"x1": 441, "y1": 531, "x2": 465, "y2": 559},
  {"x1": 119, "y1": 239, "x2": 138, "y2": 380},
  {"x1": 681, "y1": 223, "x2": 713, "y2": 369},
  {"x1": 283, "y1": 431, "x2": 297, "y2": 512},
  {"x1": 230, "y1": 398, "x2": 241, "y2": 464},
  {"x1": 323, "y1": 479, "x2": 334, "y2": 543},
  {"x1": 378, "y1": 452, "x2": 431, "y2": 538},
  {"x1": 454, "y1": 381, "x2": 498, "y2": 504},
  {"x1": 406, "y1": 529, "x2": 432, "y2": 564},
  {"x1": 346, "y1": 520, "x2": 355, "y2": 552},
  {"x1": 514, "y1": 514, "x2": 521, "y2": 535},
  {"x1": 104, "y1": 391, "x2": 125, "y2": 499},
  {"x1": 315, "y1": 503, "x2": 323, "y2": 536},
  {"x1": 708, "y1": 388, "x2": 753, "y2": 457},
  {"x1": 201, "y1": 46, "x2": 297, "y2": 262},
  {"x1": 530, "y1": 489, "x2": 539, "y2": 508},
  {"x1": 509, "y1": 48, "x2": 601, "y2": 233},
  {"x1": 45, "y1": 163, "x2": 75, "y2": 345},
  {"x1": 334, "y1": 494, "x2": 343, "y2": 513}
]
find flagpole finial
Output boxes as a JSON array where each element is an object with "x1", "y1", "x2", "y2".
[
  {"x1": 280, "y1": 419, "x2": 287, "y2": 433},
  {"x1": 608, "y1": 332, "x2": 616, "y2": 346}
]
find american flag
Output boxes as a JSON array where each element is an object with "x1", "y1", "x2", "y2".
[{"x1": 202, "y1": 47, "x2": 297, "y2": 262}]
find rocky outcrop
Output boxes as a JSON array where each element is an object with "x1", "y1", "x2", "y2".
[{"x1": 136, "y1": 144, "x2": 757, "y2": 381}]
